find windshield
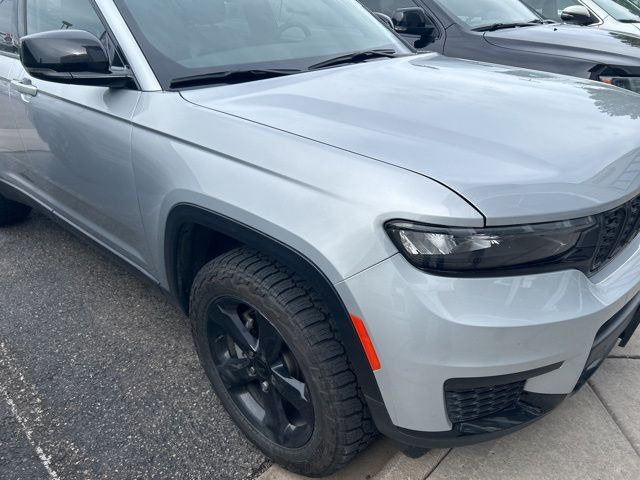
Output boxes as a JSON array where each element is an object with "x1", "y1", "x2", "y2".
[
  {"x1": 434, "y1": 0, "x2": 542, "y2": 29},
  {"x1": 591, "y1": 0, "x2": 640, "y2": 21},
  {"x1": 113, "y1": 0, "x2": 409, "y2": 89}
]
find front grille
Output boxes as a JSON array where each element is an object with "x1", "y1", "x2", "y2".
[
  {"x1": 592, "y1": 196, "x2": 640, "y2": 272},
  {"x1": 445, "y1": 380, "x2": 525, "y2": 424}
]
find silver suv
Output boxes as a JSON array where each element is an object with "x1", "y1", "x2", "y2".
[{"x1": 2, "y1": 0, "x2": 640, "y2": 477}]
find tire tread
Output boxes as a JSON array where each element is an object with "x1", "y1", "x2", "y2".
[{"x1": 190, "y1": 247, "x2": 376, "y2": 476}]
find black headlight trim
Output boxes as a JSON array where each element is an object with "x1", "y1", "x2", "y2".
[{"x1": 386, "y1": 196, "x2": 640, "y2": 278}]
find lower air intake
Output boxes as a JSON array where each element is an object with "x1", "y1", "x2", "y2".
[{"x1": 445, "y1": 380, "x2": 526, "y2": 424}]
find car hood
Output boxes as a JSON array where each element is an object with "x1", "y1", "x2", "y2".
[
  {"x1": 181, "y1": 54, "x2": 640, "y2": 225},
  {"x1": 484, "y1": 24, "x2": 640, "y2": 68}
]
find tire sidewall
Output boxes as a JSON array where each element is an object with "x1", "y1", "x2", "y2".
[{"x1": 190, "y1": 268, "x2": 344, "y2": 475}]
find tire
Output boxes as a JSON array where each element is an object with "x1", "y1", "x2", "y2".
[
  {"x1": 0, "y1": 194, "x2": 31, "y2": 226},
  {"x1": 190, "y1": 247, "x2": 376, "y2": 477}
]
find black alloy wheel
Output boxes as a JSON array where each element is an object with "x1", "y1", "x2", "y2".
[
  {"x1": 207, "y1": 297, "x2": 314, "y2": 448},
  {"x1": 190, "y1": 247, "x2": 376, "y2": 477}
]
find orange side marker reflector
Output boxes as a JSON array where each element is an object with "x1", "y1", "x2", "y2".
[{"x1": 350, "y1": 314, "x2": 381, "y2": 371}]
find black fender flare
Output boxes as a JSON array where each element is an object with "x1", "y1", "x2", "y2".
[{"x1": 163, "y1": 204, "x2": 385, "y2": 406}]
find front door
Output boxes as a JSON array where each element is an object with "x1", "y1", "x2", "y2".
[{"x1": 10, "y1": 0, "x2": 154, "y2": 274}]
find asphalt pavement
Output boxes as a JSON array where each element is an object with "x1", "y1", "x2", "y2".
[
  {"x1": 0, "y1": 213, "x2": 269, "y2": 479},
  {"x1": 4, "y1": 212, "x2": 639, "y2": 480}
]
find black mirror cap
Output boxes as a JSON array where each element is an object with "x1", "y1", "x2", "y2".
[
  {"x1": 560, "y1": 5, "x2": 594, "y2": 25},
  {"x1": 392, "y1": 7, "x2": 435, "y2": 37},
  {"x1": 21, "y1": 30, "x2": 110, "y2": 73},
  {"x1": 20, "y1": 29, "x2": 133, "y2": 88}
]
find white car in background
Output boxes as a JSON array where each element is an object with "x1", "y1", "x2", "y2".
[{"x1": 523, "y1": 0, "x2": 640, "y2": 34}]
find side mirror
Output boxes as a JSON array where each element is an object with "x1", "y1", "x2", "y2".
[
  {"x1": 20, "y1": 29, "x2": 133, "y2": 88},
  {"x1": 560, "y1": 5, "x2": 594, "y2": 25},
  {"x1": 392, "y1": 7, "x2": 435, "y2": 37}
]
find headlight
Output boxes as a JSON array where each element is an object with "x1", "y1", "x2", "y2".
[
  {"x1": 600, "y1": 76, "x2": 640, "y2": 94},
  {"x1": 385, "y1": 218, "x2": 600, "y2": 276}
]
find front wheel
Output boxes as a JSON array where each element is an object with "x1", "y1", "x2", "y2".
[
  {"x1": 189, "y1": 248, "x2": 376, "y2": 477},
  {"x1": 0, "y1": 194, "x2": 31, "y2": 226}
]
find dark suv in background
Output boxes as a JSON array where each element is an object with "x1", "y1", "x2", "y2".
[{"x1": 363, "y1": 0, "x2": 640, "y2": 93}]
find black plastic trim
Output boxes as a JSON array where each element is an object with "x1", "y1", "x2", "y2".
[
  {"x1": 366, "y1": 391, "x2": 567, "y2": 449},
  {"x1": 163, "y1": 204, "x2": 385, "y2": 408},
  {"x1": 444, "y1": 362, "x2": 563, "y2": 390},
  {"x1": 370, "y1": 363, "x2": 565, "y2": 448},
  {"x1": 385, "y1": 190, "x2": 640, "y2": 279},
  {"x1": 620, "y1": 309, "x2": 640, "y2": 347},
  {"x1": 0, "y1": 181, "x2": 36, "y2": 207},
  {"x1": 575, "y1": 295, "x2": 640, "y2": 390}
]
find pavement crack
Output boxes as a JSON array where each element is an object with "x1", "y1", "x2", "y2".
[
  {"x1": 423, "y1": 449, "x2": 451, "y2": 479},
  {"x1": 588, "y1": 380, "x2": 640, "y2": 458}
]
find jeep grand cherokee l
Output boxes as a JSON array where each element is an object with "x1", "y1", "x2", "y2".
[{"x1": 1, "y1": 0, "x2": 640, "y2": 477}]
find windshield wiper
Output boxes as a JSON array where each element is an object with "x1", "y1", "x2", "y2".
[
  {"x1": 308, "y1": 49, "x2": 400, "y2": 71},
  {"x1": 618, "y1": 19, "x2": 640, "y2": 23},
  {"x1": 473, "y1": 20, "x2": 543, "y2": 32},
  {"x1": 170, "y1": 68, "x2": 303, "y2": 89}
]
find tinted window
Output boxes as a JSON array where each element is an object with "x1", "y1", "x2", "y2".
[
  {"x1": 361, "y1": 0, "x2": 422, "y2": 17},
  {"x1": 113, "y1": 0, "x2": 409, "y2": 89},
  {"x1": 0, "y1": 0, "x2": 18, "y2": 54},
  {"x1": 26, "y1": 0, "x2": 106, "y2": 38},
  {"x1": 522, "y1": 0, "x2": 588, "y2": 21},
  {"x1": 592, "y1": 0, "x2": 640, "y2": 21},
  {"x1": 435, "y1": 0, "x2": 541, "y2": 28}
]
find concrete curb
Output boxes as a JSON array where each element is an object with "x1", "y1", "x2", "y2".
[
  {"x1": 374, "y1": 449, "x2": 449, "y2": 480},
  {"x1": 258, "y1": 438, "x2": 397, "y2": 480}
]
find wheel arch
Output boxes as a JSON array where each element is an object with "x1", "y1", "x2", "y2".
[{"x1": 163, "y1": 203, "x2": 385, "y2": 404}]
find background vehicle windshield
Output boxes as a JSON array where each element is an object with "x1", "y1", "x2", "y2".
[
  {"x1": 591, "y1": 0, "x2": 640, "y2": 21},
  {"x1": 113, "y1": 0, "x2": 409, "y2": 89},
  {"x1": 435, "y1": 0, "x2": 541, "y2": 29}
]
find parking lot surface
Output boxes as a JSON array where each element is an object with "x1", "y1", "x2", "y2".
[
  {"x1": 2, "y1": 213, "x2": 640, "y2": 480},
  {"x1": 0, "y1": 213, "x2": 268, "y2": 479}
]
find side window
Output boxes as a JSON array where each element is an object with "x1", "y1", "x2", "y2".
[
  {"x1": 26, "y1": 0, "x2": 106, "y2": 38},
  {"x1": 0, "y1": 0, "x2": 18, "y2": 54},
  {"x1": 522, "y1": 0, "x2": 587, "y2": 21},
  {"x1": 360, "y1": 0, "x2": 423, "y2": 17},
  {"x1": 556, "y1": 0, "x2": 584, "y2": 13},
  {"x1": 553, "y1": 1, "x2": 584, "y2": 21}
]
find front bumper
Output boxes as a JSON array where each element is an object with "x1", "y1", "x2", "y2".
[{"x1": 336, "y1": 235, "x2": 640, "y2": 447}]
